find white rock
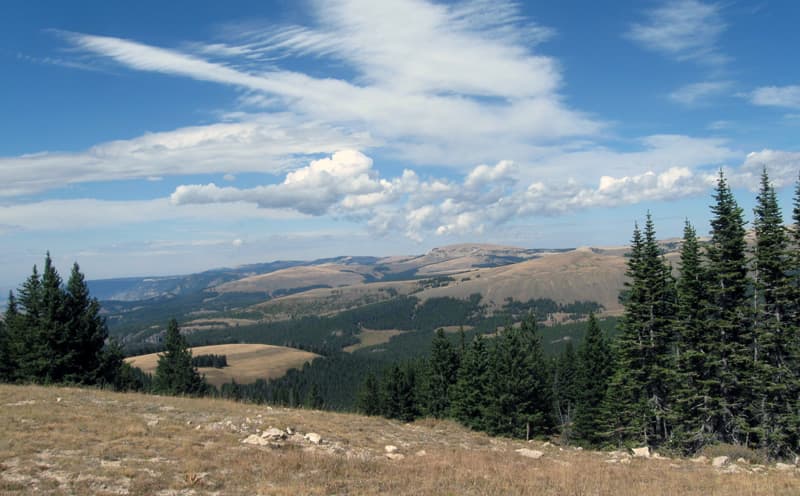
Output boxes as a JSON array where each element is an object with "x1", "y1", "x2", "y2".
[
  {"x1": 384, "y1": 445, "x2": 399, "y2": 454},
  {"x1": 386, "y1": 453, "x2": 405, "y2": 461},
  {"x1": 515, "y1": 448, "x2": 544, "y2": 459},
  {"x1": 691, "y1": 456, "x2": 708, "y2": 464},
  {"x1": 776, "y1": 462, "x2": 795, "y2": 471},
  {"x1": 619, "y1": 458, "x2": 631, "y2": 464},
  {"x1": 632, "y1": 446, "x2": 650, "y2": 458},
  {"x1": 242, "y1": 434, "x2": 269, "y2": 446},
  {"x1": 304, "y1": 432, "x2": 322, "y2": 445},
  {"x1": 262, "y1": 427, "x2": 286, "y2": 440},
  {"x1": 712, "y1": 456, "x2": 729, "y2": 468},
  {"x1": 415, "y1": 450, "x2": 427, "y2": 457}
]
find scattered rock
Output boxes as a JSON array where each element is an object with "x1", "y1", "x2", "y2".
[
  {"x1": 604, "y1": 459, "x2": 619, "y2": 464},
  {"x1": 56, "y1": 397, "x2": 62, "y2": 403},
  {"x1": 619, "y1": 458, "x2": 631, "y2": 465},
  {"x1": 691, "y1": 456, "x2": 708, "y2": 464},
  {"x1": 242, "y1": 434, "x2": 269, "y2": 446},
  {"x1": 775, "y1": 462, "x2": 795, "y2": 471},
  {"x1": 262, "y1": 428, "x2": 286, "y2": 441},
  {"x1": 304, "y1": 433, "x2": 322, "y2": 445},
  {"x1": 384, "y1": 445, "x2": 399, "y2": 454},
  {"x1": 712, "y1": 456, "x2": 729, "y2": 468},
  {"x1": 515, "y1": 448, "x2": 544, "y2": 460},
  {"x1": 386, "y1": 453, "x2": 405, "y2": 461},
  {"x1": 285, "y1": 427, "x2": 294, "y2": 435},
  {"x1": 736, "y1": 457, "x2": 747, "y2": 464},
  {"x1": 724, "y1": 463, "x2": 742, "y2": 474},
  {"x1": 415, "y1": 450, "x2": 427, "y2": 457},
  {"x1": 632, "y1": 446, "x2": 650, "y2": 458}
]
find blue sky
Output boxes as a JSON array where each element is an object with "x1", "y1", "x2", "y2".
[{"x1": 1, "y1": 0, "x2": 799, "y2": 289}]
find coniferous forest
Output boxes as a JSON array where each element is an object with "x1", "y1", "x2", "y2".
[
  {"x1": 2, "y1": 168, "x2": 800, "y2": 460},
  {"x1": 354, "y1": 169, "x2": 800, "y2": 460}
]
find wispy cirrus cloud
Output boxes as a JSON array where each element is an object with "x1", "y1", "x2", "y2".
[
  {"x1": 627, "y1": 0, "x2": 728, "y2": 66},
  {"x1": 54, "y1": 0, "x2": 602, "y2": 168},
  {"x1": 669, "y1": 80, "x2": 732, "y2": 105},
  {"x1": 750, "y1": 85, "x2": 800, "y2": 109}
]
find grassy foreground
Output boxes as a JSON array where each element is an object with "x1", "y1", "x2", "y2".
[{"x1": 1, "y1": 384, "x2": 799, "y2": 495}]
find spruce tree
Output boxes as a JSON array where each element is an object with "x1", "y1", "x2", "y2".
[
  {"x1": 673, "y1": 220, "x2": 715, "y2": 452},
  {"x1": 573, "y1": 313, "x2": 613, "y2": 447},
  {"x1": 610, "y1": 214, "x2": 677, "y2": 447},
  {"x1": 451, "y1": 334, "x2": 490, "y2": 430},
  {"x1": 552, "y1": 341, "x2": 578, "y2": 437},
  {"x1": 704, "y1": 170, "x2": 752, "y2": 445},
  {"x1": 153, "y1": 319, "x2": 207, "y2": 396},
  {"x1": 750, "y1": 168, "x2": 796, "y2": 457},
  {"x1": 426, "y1": 328, "x2": 459, "y2": 418},
  {"x1": 356, "y1": 372, "x2": 381, "y2": 416},
  {"x1": 485, "y1": 316, "x2": 553, "y2": 439}
]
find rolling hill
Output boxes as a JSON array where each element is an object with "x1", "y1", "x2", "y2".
[{"x1": 125, "y1": 344, "x2": 319, "y2": 387}]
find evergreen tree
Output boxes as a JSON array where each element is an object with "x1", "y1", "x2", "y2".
[
  {"x1": 673, "y1": 220, "x2": 715, "y2": 452},
  {"x1": 573, "y1": 313, "x2": 613, "y2": 447},
  {"x1": 610, "y1": 214, "x2": 678, "y2": 447},
  {"x1": 484, "y1": 316, "x2": 553, "y2": 439},
  {"x1": 356, "y1": 372, "x2": 381, "y2": 416},
  {"x1": 153, "y1": 319, "x2": 207, "y2": 396},
  {"x1": 451, "y1": 334, "x2": 490, "y2": 430},
  {"x1": 14, "y1": 265, "x2": 45, "y2": 380},
  {"x1": 425, "y1": 328, "x2": 459, "y2": 418},
  {"x1": 304, "y1": 383, "x2": 323, "y2": 409},
  {"x1": 750, "y1": 168, "x2": 797, "y2": 457},
  {"x1": 0, "y1": 317, "x2": 9, "y2": 382},
  {"x1": 704, "y1": 170, "x2": 753, "y2": 445},
  {"x1": 381, "y1": 363, "x2": 420, "y2": 422},
  {"x1": 552, "y1": 341, "x2": 578, "y2": 438}
]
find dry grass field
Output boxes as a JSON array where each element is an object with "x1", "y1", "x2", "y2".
[
  {"x1": 2, "y1": 384, "x2": 799, "y2": 495},
  {"x1": 125, "y1": 344, "x2": 319, "y2": 388},
  {"x1": 342, "y1": 329, "x2": 407, "y2": 353}
]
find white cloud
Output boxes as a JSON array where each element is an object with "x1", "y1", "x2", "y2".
[
  {"x1": 735, "y1": 150, "x2": 800, "y2": 189},
  {"x1": 55, "y1": 1, "x2": 602, "y2": 168},
  {"x1": 0, "y1": 115, "x2": 369, "y2": 197},
  {"x1": 232, "y1": 238, "x2": 244, "y2": 248},
  {"x1": 0, "y1": 198, "x2": 304, "y2": 232},
  {"x1": 669, "y1": 80, "x2": 732, "y2": 105},
  {"x1": 628, "y1": 0, "x2": 727, "y2": 65},
  {"x1": 750, "y1": 85, "x2": 800, "y2": 109}
]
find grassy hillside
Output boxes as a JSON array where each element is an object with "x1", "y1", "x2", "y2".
[
  {"x1": 125, "y1": 344, "x2": 319, "y2": 387},
  {"x1": 2, "y1": 385, "x2": 798, "y2": 495}
]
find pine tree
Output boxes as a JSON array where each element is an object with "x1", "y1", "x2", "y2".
[
  {"x1": 451, "y1": 334, "x2": 490, "y2": 430},
  {"x1": 673, "y1": 220, "x2": 715, "y2": 452},
  {"x1": 14, "y1": 265, "x2": 44, "y2": 380},
  {"x1": 426, "y1": 328, "x2": 459, "y2": 418},
  {"x1": 0, "y1": 317, "x2": 9, "y2": 382},
  {"x1": 610, "y1": 214, "x2": 678, "y2": 447},
  {"x1": 750, "y1": 168, "x2": 796, "y2": 457},
  {"x1": 552, "y1": 341, "x2": 578, "y2": 438},
  {"x1": 304, "y1": 383, "x2": 323, "y2": 409},
  {"x1": 573, "y1": 313, "x2": 613, "y2": 447},
  {"x1": 704, "y1": 170, "x2": 752, "y2": 445},
  {"x1": 3, "y1": 292, "x2": 20, "y2": 382},
  {"x1": 153, "y1": 319, "x2": 207, "y2": 396},
  {"x1": 356, "y1": 372, "x2": 381, "y2": 416},
  {"x1": 485, "y1": 316, "x2": 553, "y2": 439}
]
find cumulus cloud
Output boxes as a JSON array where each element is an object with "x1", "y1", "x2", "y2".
[
  {"x1": 627, "y1": 0, "x2": 728, "y2": 65},
  {"x1": 750, "y1": 86, "x2": 800, "y2": 109}
]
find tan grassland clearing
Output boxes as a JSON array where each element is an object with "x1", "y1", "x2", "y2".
[
  {"x1": 125, "y1": 344, "x2": 319, "y2": 387},
  {"x1": 343, "y1": 329, "x2": 407, "y2": 352},
  {"x1": 2, "y1": 385, "x2": 799, "y2": 495}
]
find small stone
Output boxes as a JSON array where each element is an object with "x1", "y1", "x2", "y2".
[
  {"x1": 304, "y1": 432, "x2": 322, "y2": 444},
  {"x1": 604, "y1": 459, "x2": 618, "y2": 464},
  {"x1": 515, "y1": 448, "x2": 544, "y2": 459},
  {"x1": 632, "y1": 446, "x2": 650, "y2": 458},
  {"x1": 384, "y1": 445, "x2": 399, "y2": 454},
  {"x1": 691, "y1": 456, "x2": 708, "y2": 464},
  {"x1": 619, "y1": 458, "x2": 631, "y2": 464},
  {"x1": 776, "y1": 462, "x2": 794, "y2": 471},
  {"x1": 56, "y1": 397, "x2": 62, "y2": 403},
  {"x1": 415, "y1": 450, "x2": 427, "y2": 457},
  {"x1": 736, "y1": 457, "x2": 747, "y2": 464},
  {"x1": 286, "y1": 427, "x2": 294, "y2": 435},
  {"x1": 386, "y1": 453, "x2": 405, "y2": 461},
  {"x1": 712, "y1": 456, "x2": 729, "y2": 468}
]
